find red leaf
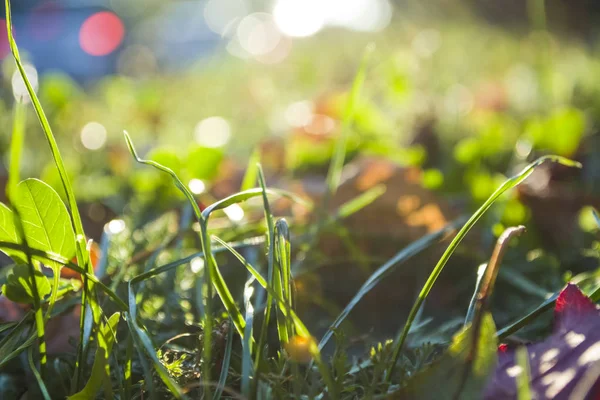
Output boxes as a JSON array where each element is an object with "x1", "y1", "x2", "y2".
[{"x1": 485, "y1": 283, "x2": 600, "y2": 399}]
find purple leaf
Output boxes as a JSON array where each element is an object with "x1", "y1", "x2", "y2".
[{"x1": 485, "y1": 283, "x2": 600, "y2": 399}]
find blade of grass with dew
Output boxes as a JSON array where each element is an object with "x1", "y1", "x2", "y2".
[
  {"x1": 318, "y1": 217, "x2": 465, "y2": 350},
  {"x1": 4, "y1": 1, "x2": 99, "y2": 388},
  {"x1": 387, "y1": 155, "x2": 581, "y2": 381},
  {"x1": 213, "y1": 317, "x2": 234, "y2": 400},
  {"x1": 28, "y1": 345, "x2": 51, "y2": 400},
  {"x1": 275, "y1": 218, "x2": 294, "y2": 339}
]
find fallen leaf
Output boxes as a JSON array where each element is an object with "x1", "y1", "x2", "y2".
[{"x1": 485, "y1": 283, "x2": 600, "y2": 399}]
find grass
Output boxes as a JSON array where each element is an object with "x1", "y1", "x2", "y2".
[{"x1": 2, "y1": 0, "x2": 600, "y2": 398}]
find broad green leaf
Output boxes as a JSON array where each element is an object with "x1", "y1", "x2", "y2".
[
  {"x1": 1, "y1": 264, "x2": 51, "y2": 304},
  {"x1": 68, "y1": 312, "x2": 121, "y2": 400},
  {"x1": 13, "y1": 178, "x2": 76, "y2": 272},
  {"x1": 390, "y1": 313, "x2": 498, "y2": 399}
]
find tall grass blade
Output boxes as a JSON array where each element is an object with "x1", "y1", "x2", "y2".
[
  {"x1": 387, "y1": 155, "x2": 581, "y2": 381},
  {"x1": 4, "y1": 1, "x2": 98, "y2": 388}
]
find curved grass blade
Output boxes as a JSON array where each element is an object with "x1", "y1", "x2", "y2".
[
  {"x1": 387, "y1": 155, "x2": 582, "y2": 381},
  {"x1": 4, "y1": 1, "x2": 98, "y2": 388},
  {"x1": 318, "y1": 217, "x2": 465, "y2": 351}
]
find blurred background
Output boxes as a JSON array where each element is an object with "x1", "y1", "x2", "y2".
[{"x1": 1, "y1": 0, "x2": 600, "y2": 255}]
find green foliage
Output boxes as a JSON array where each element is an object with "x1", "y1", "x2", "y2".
[
  {"x1": 2, "y1": 264, "x2": 51, "y2": 304},
  {"x1": 11, "y1": 179, "x2": 75, "y2": 272}
]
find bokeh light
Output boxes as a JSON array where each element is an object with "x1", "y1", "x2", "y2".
[
  {"x1": 12, "y1": 64, "x2": 38, "y2": 103},
  {"x1": 204, "y1": 0, "x2": 249, "y2": 37},
  {"x1": 223, "y1": 204, "x2": 245, "y2": 222},
  {"x1": 188, "y1": 179, "x2": 206, "y2": 194},
  {"x1": 80, "y1": 122, "x2": 108, "y2": 150},
  {"x1": 273, "y1": 0, "x2": 325, "y2": 37},
  {"x1": 273, "y1": 0, "x2": 392, "y2": 37},
  {"x1": 191, "y1": 257, "x2": 205, "y2": 274},
  {"x1": 106, "y1": 219, "x2": 126, "y2": 235},
  {"x1": 194, "y1": 116, "x2": 231, "y2": 148},
  {"x1": 285, "y1": 101, "x2": 314, "y2": 128},
  {"x1": 79, "y1": 11, "x2": 125, "y2": 56}
]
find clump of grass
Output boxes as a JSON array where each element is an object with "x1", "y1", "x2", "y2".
[{"x1": 0, "y1": 0, "x2": 590, "y2": 398}]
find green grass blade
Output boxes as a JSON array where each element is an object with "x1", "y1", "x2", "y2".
[
  {"x1": 241, "y1": 277, "x2": 260, "y2": 397},
  {"x1": 212, "y1": 236, "x2": 267, "y2": 287},
  {"x1": 324, "y1": 44, "x2": 374, "y2": 199},
  {"x1": 318, "y1": 218, "x2": 464, "y2": 350},
  {"x1": 387, "y1": 155, "x2": 581, "y2": 381},
  {"x1": 252, "y1": 165, "x2": 280, "y2": 396},
  {"x1": 7, "y1": 101, "x2": 26, "y2": 199},
  {"x1": 275, "y1": 218, "x2": 293, "y2": 339},
  {"x1": 4, "y1": 1, "x2": 98, "y2": 388},
  {"x1": 201, "y1": 188, "x2": 311, "y2": 219},
  {"x1": 212, "y1": 317, "x2": 234, "y2": 400},
  {"x1": 28, "y1": 346, "x2": 51, "y2": 400},
  {"x1": 336, "y1": 184, "x2": 386, "y2": 219},
  {"x1": 241, "y1": 148, "x2": 260, "y2": 191}
]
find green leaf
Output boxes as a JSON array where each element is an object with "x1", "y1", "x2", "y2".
[
  {"x1": 1, "y1": 264, "x2": 51, "y2": 304},
  {"x1": 187, "y1": 146, "x2": 223, "y2": 181},
  {"x1": 68, "y1": 312, "x2": 121, "y2": 400},
  {"x1": 0, "y1": 203, "x2": 19, "y2": 260},
  {"x1": 391, "y1": 313, "x2": 498, "y2": 399},
  {"x1": 13, "y1": 178, "x2": 76, "y2": 272}
]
